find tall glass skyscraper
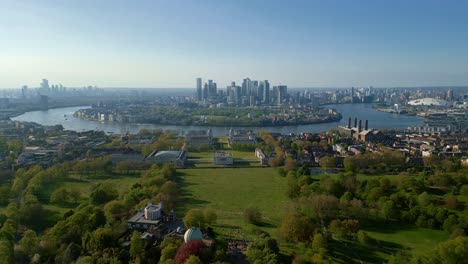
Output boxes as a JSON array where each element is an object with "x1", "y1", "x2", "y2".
[{"x1": 196, "y1": 78, "x2": 202, "y2": 101}]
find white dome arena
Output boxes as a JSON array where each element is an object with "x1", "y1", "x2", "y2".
[{"x1": 408, "y1": 98, "x2": 450, "y2": 107}]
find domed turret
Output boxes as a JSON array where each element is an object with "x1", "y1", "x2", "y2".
[{"x1": 184, "y1": 227, "x2": 203, "y2": 243}]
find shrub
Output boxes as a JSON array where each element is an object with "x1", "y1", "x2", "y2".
[{"x1": 244, "y1": 207, "x2": 262, "y2": 225}]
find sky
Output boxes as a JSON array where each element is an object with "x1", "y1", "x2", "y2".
[{"x1": 1, "y1": 0, "x2": 468, "y2": 88}]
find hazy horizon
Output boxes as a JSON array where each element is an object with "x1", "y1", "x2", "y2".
[
  {"x1": 1, "y1": 0, "x2": 468, "y2": 88},
  {"x1": 2, "y1": 85, "x2": 468, "y2": 91}
]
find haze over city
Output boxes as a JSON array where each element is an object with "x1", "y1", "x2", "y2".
[{"x1": 1, "y1": 0, "x2": 468, "y2": 88}]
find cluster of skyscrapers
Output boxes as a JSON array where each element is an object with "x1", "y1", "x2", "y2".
[{"x1": 196, "y1": 78, "x2": 287, "y2": 106}]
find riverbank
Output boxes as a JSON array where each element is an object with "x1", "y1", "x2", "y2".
[
  {"x1": 372, "y1": 104, "x2": 417, "y2": 116},
  {"x1": 12, "y1": 104, "x2": 423, "y2": 136},
  {"x1": 76, "y1": 113, "x2": 342, "y2": 127}
]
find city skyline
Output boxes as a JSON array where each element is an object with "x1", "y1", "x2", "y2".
[{"x1": 1, "y1": 0, "x2": 468, "y2": 88}]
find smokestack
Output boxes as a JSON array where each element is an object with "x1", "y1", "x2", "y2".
[
  {"x1": 354, "y1": 117, "x2": 357, "y2": 128},
  {"x1": 347, "y1": 117, "x2": 351, "y2": 128},
  {"x1": 365, "y1": 120, "x2": 368, "y2": 130},
  {"x1": 358, "y1": 120, "x2": 362, "y2": 132}
]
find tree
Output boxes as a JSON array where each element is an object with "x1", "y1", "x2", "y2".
[
  {"x1": 301, "y1": 194, "x2": 339, "y2": 228},
  {"x1": 185, "y1": 255, "x2": 203, "y2": 264},
  {"x1": 203, "y1": 208, "x2": 217, "y2": 226},
  {"x1": 417, "y1": 192, "x2": 432, "y2": 206},
  {"x1": 174, "y1": 240, "x2": 204, "y2": 264},
  {"x1": 86, "y1": 149, "x2": 93, "y2": 159},
  {"x1": 319, "y1": 156, "x2": 336, "y2": 169},
  {"x1": 415, "y1": 236, "x2": 468, "y2": 264},
  {"x1": 357, "y1": 230, "x2": 370, "y2": 245},
  {"x1": 89, "y1": 183, "x2": 118, "y2": 205},
  {"x1": 104, "y1": 200, "x2": 128, "y2": 224},
  {"x1": 19, "y1": 229, "x2": 38, "y2": 256},
  {"x1": 286, "y1": 173, "x2": 300, "y2": 199},
  {"x1": 246, "y1": 236, "x2": 279, "y2": 264},
  {"x1": 183, "y1": 208, "x2": 217, "y2": 228},
  {"x1": 244, "y1": 207, "x2": 262, "y2": 225},
  {"x1": 344, "y1": 156, "x2": 358, "y2": 173},
  {"x1": 0, "y1": 219, "x2": 17, "y2": 241},
  {"x1": 320, "y1": 177, "x2": 344, "y2": 197},
  {"x1": 4, "y1": 203, "x2": 18, "y2": 221},
  {"x1": 0, "y1": 240, "x2": 14, "y2": 264},
  {"x1": 183, "y1": 209, "x2": 206, "y2": 228},
  {"x1": 62, "y1": 242, "x2": 82, "y2": 264},
  {"x1": 284, "y1": 158, "x2": 297, "y2": 173},
  {"x1": 7, "y1": 139, "x2": 22, "y2": 152},
  {"x1": 18, "y1": 202, "x2": 47, "y2": 230},
  {"x1": 380, "y1": 200, "x2": 398, "y2": 220},
  {"x1": 0, "y1": 186, "x2": 10, "y2": 206},
  {"x1": 157, "y1": 181, "x2": 178, "y2": 209},
  {"x1": 130, "y1": 231, "x2": 144, "y2": 261},
  {"x1": 445, "y1": 196, "x2": 459, "y2": 210},
  {"x1": 82, "y1": 228, "x2": 115, "y2": 254},
  {"x1": 312, "y1": 233, "x2": 327, "y2": 251},
  {"x1": 160, "y1": 244, "x2": 178, "y2": 262},
  {"x1": 50, "y1": 188, "x2": 70, "y2": 204},
  {"x1": 75, "y1": 256, "x2": 94, "y2": 264},
  {"x1": 279, "y1": 212, "x2": 315, "y2": 242},
  {"x1": 69, "y1": 188, "x2": 82, "y2": 204},
  {"x1": 443, "y1": 215, "x2": 459, "y2": 233},
  {"x1": 329, "y1": 219, "x2": 360, "y2": 239}
]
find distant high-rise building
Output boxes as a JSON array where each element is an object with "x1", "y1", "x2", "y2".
[
  {"x1": 196, "y1": 78, "x2": 202, "y2": 101},
  {"x1": 213, "y1": 82, "x2": 217, "y2": 96},
  {"x1": 203, "y1": 83, "x2": 209, "y2": 100},
  {"x1": 277, "y1": 85, "x2": 287, "y2": 105},
  {"x1": 235, "y1": 86, "x2": 242, "y2": 106},
  {"x1": 251, "y1": 81, "x2": 258, "y2": 97},
  {"x1": 40, "y1": 79, "x2": 49, "y2": 90},
  {"x1": 206, "y1": 79, "x2": 218, "y2": 97},
  {"x1": 21, "y1": 85, "x2": 28, "y2": 99},
  {"x1": 242, "y1": 78, "x2": 250, "y2": 96},
  {"x1": 264, "y1": 80, "x2": 270, "y2": 104},
  {"x1": 446, "y1": 89, "x2": 454, "y2": 101},
  {"x1": 250, "y1": 96, "x2": 256, "y2": 107},
  {"x1": 258, "y1": 82, "x2": 264, "y2": 102}
]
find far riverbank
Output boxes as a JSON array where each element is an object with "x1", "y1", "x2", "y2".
[{"x1": 11, "y1": 104, "x2": 423, "y2": 136}]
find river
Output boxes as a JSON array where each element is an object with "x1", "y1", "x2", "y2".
[{"x1": 11, "y1": 104, "x2": 423, "y2": 136}]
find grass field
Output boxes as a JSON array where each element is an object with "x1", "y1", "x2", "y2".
[
  {"x1": 364, "y1": 225, "x2": 449, "y2": 255},
  {"x1": 177, "y1": 168, "x2": 451, "y2": 263},
  {"x1": 178, "y1": 167, "x2": 287, "y2": 239},
  {"x1": 359, "y1": 225, "x2": 448, "y2": 262},
  {"x1": 314, "y1": 224, "x2": 449, "y2": 263}
]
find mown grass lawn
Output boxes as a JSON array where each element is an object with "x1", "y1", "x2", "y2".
[
  {"x1": 178, "y1": 167, "x2": 287, "y2": 239},
  {"x1": 313, "y1": 224, "x2": 449, "y2": 264},
  {"x1": 358, "y1": 224, "x2": 449, "y2": 262}
]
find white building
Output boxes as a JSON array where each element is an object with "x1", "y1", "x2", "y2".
[
  {"x1": 144, "y1": 202, "x2": 163, "y2": 220},
  {"x1": 408, "y1": 98, "x2": 450, "y2": 107},
  {"x1": 213, "y1": 152, "x2": 233, "y2": 165}
]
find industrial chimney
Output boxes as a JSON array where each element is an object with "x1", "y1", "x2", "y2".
[
  {"x1": 354, "y1": 117, "x2": 357, "y2": 128},
  {"x1": 358, "y1": 120, "x2": 362, "y2": 132},
  {"x1": 347, "y1": 117, "x2": 351, "y2": 128},
  {"x1": 365, "y1": 120, "x2": 368, "y2": 130}
]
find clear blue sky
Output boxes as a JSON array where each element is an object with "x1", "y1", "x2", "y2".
[{"x1": 1, "y1": 0, "x2": 467, "y2": 88}]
